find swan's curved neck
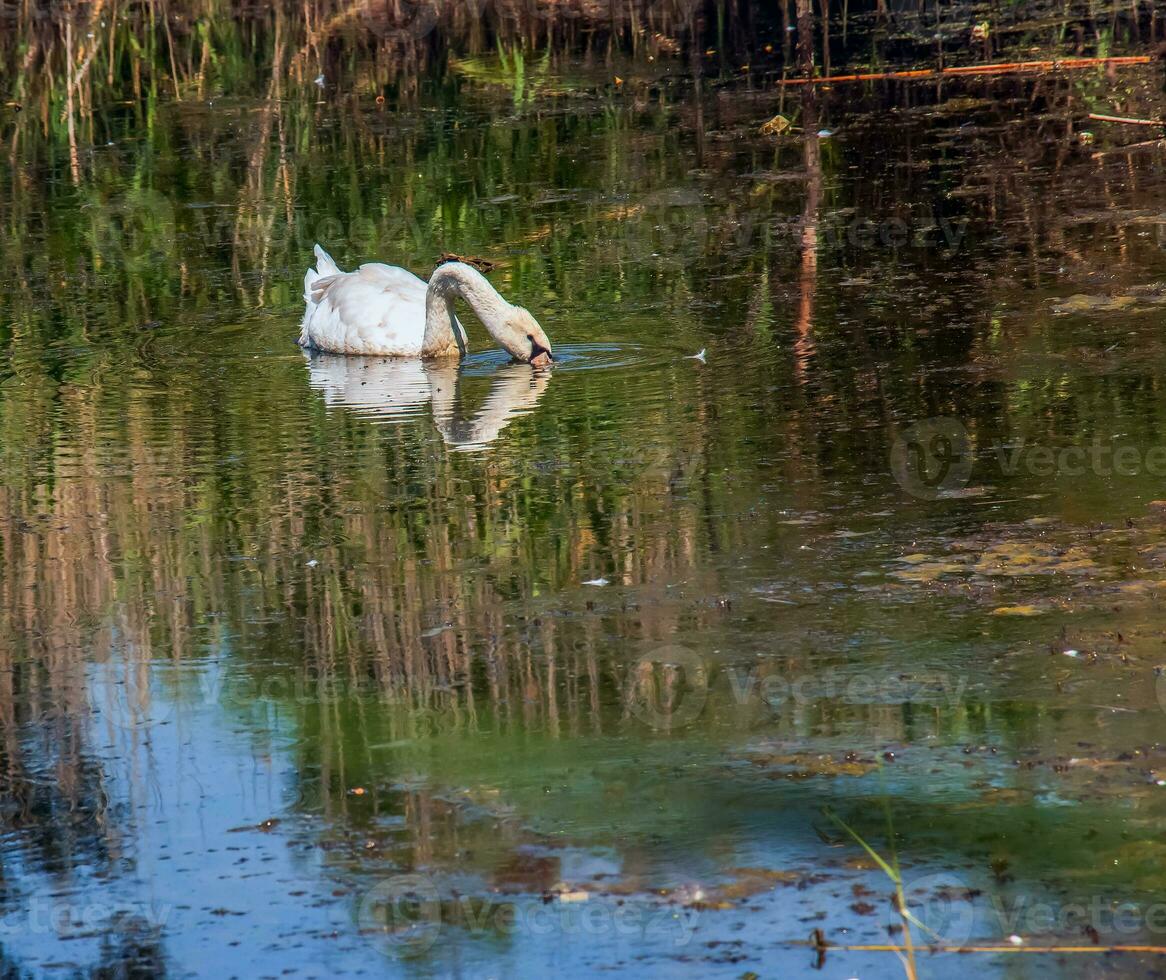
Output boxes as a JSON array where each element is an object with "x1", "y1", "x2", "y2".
[{"x1": 422, "y1": 263, "x2": 512, "y2": 357}]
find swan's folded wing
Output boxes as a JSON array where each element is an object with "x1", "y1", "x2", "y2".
[
  {"x1": 356, "y1": 263, "x2": 467, "y2": 353},
  {"x1": 307, "y1": 266, "x2": 428, "y2": 355},
  {"x1": 357, "y1": 262, "x2": 429, "y2": 295}
]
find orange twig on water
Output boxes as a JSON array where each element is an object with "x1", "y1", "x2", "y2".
[
  {"x1": 1088, "y1": 112, "x2": 1164, "y2": 126},
  {"x1": 833, "y1": 943, "x2": 1166, "y2": 954},
  {"x1": 778, "y1": 55, "x2": 1153, "y2": 86},
  {"x1": 782, "y1": 935, "x2": 1166, "y2": 955}
]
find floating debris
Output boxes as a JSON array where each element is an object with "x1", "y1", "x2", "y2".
[
  {"x1": 438, "y1": 251, "x2": 497, "y2": 272},
  {"x1": 760, "y1": 114, "x2": 791, "y2": 136}
]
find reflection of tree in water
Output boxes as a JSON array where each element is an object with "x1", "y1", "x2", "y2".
[
  {"x1": 0, "y1": 740, "x2": 118, "y2": 881},
  {"x1": 1, "y1": 0, "x2": 1157, "y2": 123},
  {"x1": 90, "y1": 917, "x2": 169, "y2": 980},
  {"x1": 0, "y1": 955, "x2": 28, "y2": 980},
  {"x1": 0, "y1": 914, "x2": 166, "y2": 978},
  {"x1": 0, "y1": 653, "x2": 120, "y2": 885}
]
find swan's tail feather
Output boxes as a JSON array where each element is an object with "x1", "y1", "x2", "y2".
[
  {"x1": 304, "y1": 244, "x2": 341, "y2": 300},
  {"x1": 301, "y1": 245, "x2": 343, "y2": 347},
  {"x1": 314, "y1": 243, "x2": 340, "y2": 277}
]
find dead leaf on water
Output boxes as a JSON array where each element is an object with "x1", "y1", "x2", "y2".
[
  {"x1": 937, "y1": 96, "x2": 993, "y2": 113},
  {"x1": 991, "y1": 605, "x2": 1043, "y2": 616},
  {"x1": 975, "y1": 787, "x2": 1032, "y2": 806},
  {"x1": 760, "y1": 114, "x2": 791, "y2": 136}
]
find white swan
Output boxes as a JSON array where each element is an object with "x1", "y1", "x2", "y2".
[{"x1": 299, "y1": 245, "x2": 553, "y2": 365}]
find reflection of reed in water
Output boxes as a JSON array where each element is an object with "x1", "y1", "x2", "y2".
[{"x1": 0, "y1": 321, "x2": 714, "y2": 845}]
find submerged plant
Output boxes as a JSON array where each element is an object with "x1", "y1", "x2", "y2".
[{"x1": 824, "y1": 801, "x2": 920, "y2": 980}]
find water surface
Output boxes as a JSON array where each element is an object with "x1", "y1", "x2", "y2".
[{"x1": 4, "y1": 43, "x2": 1166, "y2": 978}]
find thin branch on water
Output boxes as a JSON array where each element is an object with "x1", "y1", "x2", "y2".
[
  {"x1": 1088, "y1": 111, "x2": 1164, "y2": 124},
  {"x1": 783, "y1": 940, "x2": 1166, "y2": 954},
  {"x1": 778, "y1": 54, "x2": 1153, "y2": 85}
]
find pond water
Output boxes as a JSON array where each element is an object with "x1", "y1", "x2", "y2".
[{"x1": 4, "y1": 42, "x2": 1166, "y2": 979}]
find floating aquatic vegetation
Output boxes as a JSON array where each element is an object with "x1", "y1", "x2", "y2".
[
  {"x1": 991, "y1": 604, "x2": 1044, "y2": 616},
  {"x1": 741, "y1": 749, "x2": 882, "y2": 779},
  {"x1": 878, "y1": 507, "x2": 1166, "y2": 613},
  {"x1": 1051, "y1": 288, "x2": 1166, "y2": 316}
]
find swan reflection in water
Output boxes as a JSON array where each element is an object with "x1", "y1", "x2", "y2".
[{"x1": 305, "y1": 354, "x2": 551, "y2": 451}]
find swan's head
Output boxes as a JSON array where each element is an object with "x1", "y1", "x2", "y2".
[{"x1": 500, "y1": 307, "x2": 553, "y2": 367}]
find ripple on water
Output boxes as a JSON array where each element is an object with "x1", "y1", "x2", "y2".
[
  {"x1": 458, "y1": 342, "x2": 655, "y2": 374},
  {"x1": 305, "y1": 345, "x2": 680, "y2": 434}
]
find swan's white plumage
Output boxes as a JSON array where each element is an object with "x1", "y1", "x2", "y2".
[{"x1": 300, "y1": 245, "x2": 465, "y2": 356}]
